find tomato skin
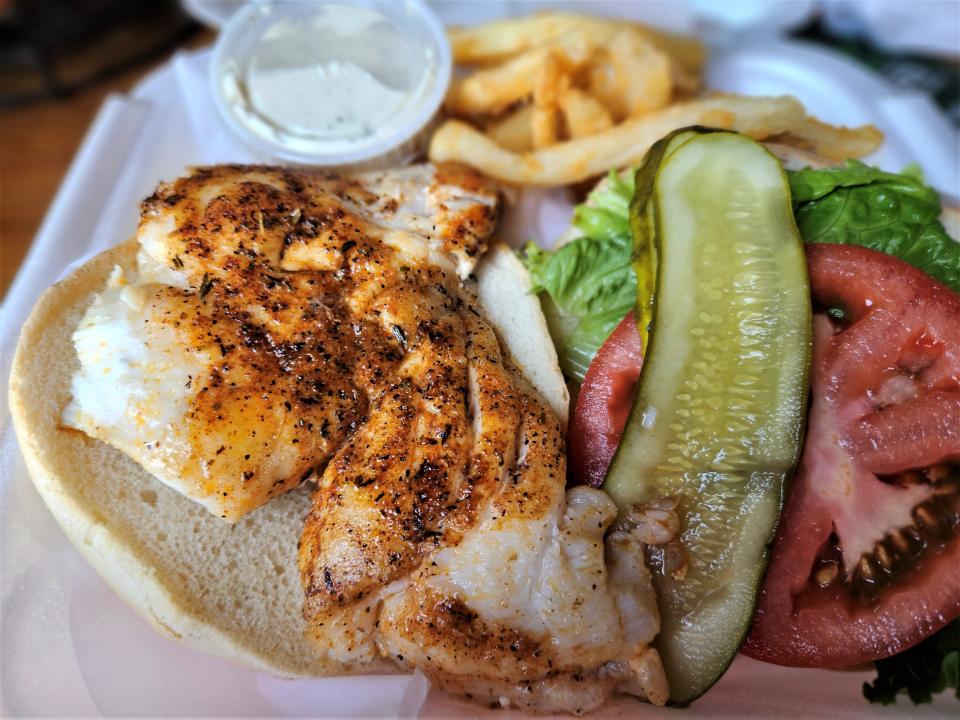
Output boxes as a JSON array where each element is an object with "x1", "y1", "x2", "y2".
[
  {"x1": 568, "y1": 312, "x2": 642, "y2": 487},
  {"x1": 743, "y1": 245, "x2": 960, "y2": 667}
]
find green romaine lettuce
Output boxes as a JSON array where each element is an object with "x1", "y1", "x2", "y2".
[
  {"x1": 863, "y1": 619, "x2": 960, "y2": 705},
  {"x1": 523, "y1": 159, "x2": 958, "y2": 384},
  {"x1": 789, "y1": 161, "x2": 960, "y2": 291},
  {"x1": 522, "y1": 169, "x2": 636, "y2": 383}
]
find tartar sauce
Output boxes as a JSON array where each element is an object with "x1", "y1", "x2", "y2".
[{"x1": 214, "y1": 1, "x2": 449, "y2": 164}]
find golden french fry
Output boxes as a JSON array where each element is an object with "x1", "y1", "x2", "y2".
[
  {"x1": 449, "y1": 12, "x2": 706, "y2": 94},
  {"x1": 558, "y1": 87, "x2": 614, "y2": 138},
  {"x1": 446, "y1": 51, "x2": 543, "y2": 118},
  {"x1": 485, "y1": 104, "x2": 535, "y2": 152},
  {"x1": 765, "y1": 141, "x2": 832, "y2": 171},
  {"x1": 634, "y1": 21, "x2": 705, "y2": 94},
  {"x1": 588, "y1": 29, "x2": 672, "y2": 121},
  {"x1": 534, "y1": 51, "x2": 566, "y2": 108},
  {"x1": 449, "y1": 14, "x2": 583, "y2": 65},
  {"x1": 531, "y1": 51, "x2": 567, "y2": 149},
  {"x1": 429, "y1": 95, "x2": 811, "y2": 187},
  {"x1": 445, "y1": 29, "x2": 599, "y2": 118},
  {"x1": 773, "y1": 117, "x2": 884, "y2": 161},
  {"x1": 531, "y1": 106, "x2": 561, "y2": 149}
]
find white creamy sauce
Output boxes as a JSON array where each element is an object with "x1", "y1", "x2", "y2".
[
  {"x1": 247, "y1": 60, "x2": 408, "y2": 138},
  {"x1": 220, "y1": 3, "x2": 434, "y2": 156}
]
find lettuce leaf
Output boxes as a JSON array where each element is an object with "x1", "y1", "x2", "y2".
[
  {"x1": 863, "y1": 619, "x2": 960, "y2": 705},
  {"x1": 524, "y1": 160, "x2": 958, "y2": 383},
  {"x1": 522, "y1": 169, "x2": 636, "y2": 383},
  {"x1": 789, "y1": 161, "x2": 960, "y2": 291}
]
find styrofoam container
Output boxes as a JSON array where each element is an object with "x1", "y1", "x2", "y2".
[{"x1": 1, "y1": 4, "x2": 957, "y2": 717}]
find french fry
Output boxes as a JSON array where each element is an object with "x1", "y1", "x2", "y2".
[
  {"x1": 588, "y1": 30, "x2": 672, "y2": 121},
  {"x1": 534, "y1": 51, "x2": 567, "y2": 108},
  {"x1": 449, "y1": 14, "x2": 583, "y2": 65},
  {"x1": 559, "y1": 87, "x2": 614, "y2": 138},
  {"x1": 634, "y1": 21, "x2": 705, "y2": 94},
  {"x1": 449, "y1": 12, "x2": 706, "y2": 94},
  {"x1": 446, "y1": 49, "x2": 545, "y2": 118},
  {"x1": 531, "y1": 51, "x2": 567, "y2": 149},
  {"x1": 531, "y1": 106, "x2": 561, "y2": 149},
  {"x1": 485, "y1": 104, "x2": 535, "y2": 152},
  {"x1": 443, "y1": 16, "x2": 863, "y2": 189},
  {"x1": 445, "y1": 29, "x2": 598, "y2": 118},
  {"x1": 771, "y1": 117, "x2": 884, "y2": 161},
  {"x1": 430, "y1": 95, "x2": 810, "y2": 187}
]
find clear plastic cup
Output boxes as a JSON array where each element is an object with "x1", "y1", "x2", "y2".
[{"x1": 210, "y1": 0, "x2": 451, "y2": 169}]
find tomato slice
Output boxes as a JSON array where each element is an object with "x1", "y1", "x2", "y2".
[
  {"x1": 568, "y1": 312, "x2": 642, "y2": 487},
  {"x1": 571, "y1": 245, "x2": 960, "y2": 666},
  {"x1": 743, "y1": 244, "x2": 960, "y2": 667}
]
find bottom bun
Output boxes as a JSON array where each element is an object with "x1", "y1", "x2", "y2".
[{"x1": 9, "y1": 240, "x2": 567, "y2": 677}]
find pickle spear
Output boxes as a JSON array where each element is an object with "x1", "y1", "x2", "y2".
[{"x1": 604, "y1": 130, "x2": 811, "y2": 705}]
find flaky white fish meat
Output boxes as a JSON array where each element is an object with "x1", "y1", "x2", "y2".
[{"x1": 65, "y1": 162, "x2": 668, "y2": 714}]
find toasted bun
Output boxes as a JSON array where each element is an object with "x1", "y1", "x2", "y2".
[
  {"x1": 475, "y1": 244, "x2": 570, "y2": 427},
  {"x1": 8, "y1": 240, "x2": 569, "y2": 676}
]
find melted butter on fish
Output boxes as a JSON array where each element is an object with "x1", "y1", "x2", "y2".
[{"x1": 65, "y1": 163, "x2": 668, "y2": 713}]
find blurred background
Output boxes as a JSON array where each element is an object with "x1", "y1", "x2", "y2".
[{"x1": 0, "y1": 0, "x2": 957, "y2": 299}]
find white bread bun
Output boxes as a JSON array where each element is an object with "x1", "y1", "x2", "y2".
[
  {"x1": 8, "y1": 239, "x2": 568, "y2": 677},
  {"x1": 475, "y1": 244, "x2": 570, "y2": 427}
]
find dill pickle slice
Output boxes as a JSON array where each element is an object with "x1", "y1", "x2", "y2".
[
  {"x1": 628, "y1": 128, "x2": 706, "y2": 353},
  {"x1": 605, "y1": 131, "x2": 811, "y2": 705}
]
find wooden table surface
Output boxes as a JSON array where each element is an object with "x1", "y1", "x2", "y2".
[{"x1": 0, "y1": 30, "x2": 215, "y2": 300}]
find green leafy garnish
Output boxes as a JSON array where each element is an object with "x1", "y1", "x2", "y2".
[
  {"x1": 523, "y1": 159, "x2": 958, "y2": 382},
  {"x1": 864, "y1": 619, "x2": 960, "y2": 705},
  {"x1": 522, "y1": 169, "x2": 636, "y2": 383},
  {"x1": 789, "y1": 161, "x2": 960, "y2": 291}
]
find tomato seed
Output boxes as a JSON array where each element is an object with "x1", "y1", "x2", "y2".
[
  {"x1": 890, "y1": 530, "x2": 911, "y2": 554},
  {"x1": 914, "y1": 505, "x2": 940, "y2": 532},
  {"x1": 874, "y1": 543, "x2": 894, "y2": 572},
  {"x1": 815, "y1": 563, "x2": 839, "y2": 588}
]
